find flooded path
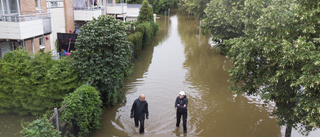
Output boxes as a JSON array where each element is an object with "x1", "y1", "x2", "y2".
[{"x1": 92, "y1": 9, "x2": 319, "y2": 137}]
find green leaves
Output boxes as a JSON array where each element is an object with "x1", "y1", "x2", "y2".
[
  {"x1": 20, "y1": 118, "x2": 60, "y2": 137},
  {"x1": 61, "y1": 85, "x2": 102, "y2": 137},
  {"x1": 137, "y1": 0, "x2": 154, "y2": 23},
  {"x1": 200, "y1": 0, "x2": 320, "y2": 135},
  {"x1": 0, "y1": 50, "x2": 81, "y2": 116},
  {"x1": 73, "y1": 15, "x2": 132, "y2": 105}
]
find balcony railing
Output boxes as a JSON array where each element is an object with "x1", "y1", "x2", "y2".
[
  {"x1": 73, "y1": 0, "x2": 105, "y2": 21},
  {"x1": 0, "y1": 12, "x2": 52, "y2": 40},
  {"x1": 0, "y1": 12, "x2": 50, "y2": 22},
  {"x1": 73, "y1": 0, "x2": 105, "y2": 10}
]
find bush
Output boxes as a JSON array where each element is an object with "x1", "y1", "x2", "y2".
[
  {"x1": 127, "y1": 21, "x2": 159, "y2": 58},
  {"x1": 20, "y1": 118, "x2": 60, "y2": 137},
  {"x1": 127, "y1": 31, "x2": 143, "y2": 57},
  {"x1": 73, "y1": 15, "x2": 132, "y2": 105},
  {"x1": 152, "y1": 0, "x2": 178, "y2": 14},
  {"x1": 137, "y1": 0, "x2": 154, "y2": 23},
  {"x1": 0, "y1": 50, "x2": 81, "y2": 116},
  {"x1": 61, "y1": 85, "x2": 102, "y2": 137}
]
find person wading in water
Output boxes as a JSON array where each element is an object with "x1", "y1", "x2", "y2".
[
  {"x1": 130, "y1": 94, "x2": 149, "y2": 134},
  {"x1": 175, "y1": 91, "x2": 188, "y2": 132}
]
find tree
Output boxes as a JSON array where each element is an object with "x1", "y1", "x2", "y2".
[
  {"x1": 223, "y1": 0, "x2": 320, "y2": 137},
  {"x1": 201, "y1": 0, "x2": 320, "y2": 136},
  {"x1": 137, "y1": 0, "x2": 154, "y2": 23},
  {"x1": 201, "y1": 0, "x2": 247, "y2": 54},
  {"x1": 73, "y1": 15, "x2": 132, "y2": 105},
  {"x1": 152, "y1": 0, "x2": 178, "y2": 14},
  {"x1": 180, "y1": 0, "x2": 211, "y2": 20}
]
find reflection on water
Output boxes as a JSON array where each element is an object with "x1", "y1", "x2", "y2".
[
  {"x1": 0, "y1": 114, "x2": 35, "y2": 137},
  {"x1": 92, "y1": 9, "x2": 319, "y2": 137}
]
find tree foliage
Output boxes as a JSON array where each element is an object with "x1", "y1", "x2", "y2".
[
  {"x1": 61, "y1": 85, "x2": 102, "y2": 137},
  {"x1": 127, "y1": 21, "x2": 159, "y2": 58},
  {"x1": 152, "y1": 0, "x2": 178, "y2": 14},
  {"x1": 20, "y1": 118, "x2": 60, "y2": 137},
  {"x1": 73, "y1": 15, "x2": 132, "y2": 105},
  {"x1": 180, "y1": 0, "x2": 211, "y2": 20},
  {"x1": 201, "y1": 0, "x2": 320, "y2": 136},
  {"x1": 137, "y1": 0, "x2": 154, "y2": 23},
  {"x1": 0, "y1": 50, "x2": 81, "y2": 116}
]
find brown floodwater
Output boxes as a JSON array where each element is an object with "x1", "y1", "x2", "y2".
[
  {"x1": 91, "y1": 9, "x2": 320, "y2": 137},
  {"x1": 1, "y1": 9, "x2": 319, "y2": 137}
]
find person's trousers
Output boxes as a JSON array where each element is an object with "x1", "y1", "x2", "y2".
[
  {"x1": 176, "y1": 111, "x2": 187, "y2": 131},
  {"x1": 134, "y1": 117, "x2": 145, "y2": 133}
]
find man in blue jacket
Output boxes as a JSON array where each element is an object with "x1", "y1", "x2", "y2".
[
  {"x1": 131, "y1": 94, "x2": 149, "y2": 134},
  {"x1": 175, "y1": 91, "x2": 188, "y2": 132}
]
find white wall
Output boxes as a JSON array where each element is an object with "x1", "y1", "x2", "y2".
[
  {"x1": 48, "y1": 7, "x2": 66, "y2": 55},
  {"x1": 0, "y1": 20, "x2": 44, "y2": 40},
  {"x1": 74, "y1": 10, "x2": 103, "y2": 21}
]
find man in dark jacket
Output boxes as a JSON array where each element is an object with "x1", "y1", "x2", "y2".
[
  {"x1": 131, "y1": 94, "x2": 149, "y2": 134},
  {"x1": 175, "y1": 91, "x2": 188, "y2": 132}
]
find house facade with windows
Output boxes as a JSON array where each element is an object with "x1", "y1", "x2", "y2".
[
  {"x1": 0, "y1": 0, "x2": 139, "y2": 58},
  {"x1": 0, "y1": 0, "x2": 52, "y2": 57}
]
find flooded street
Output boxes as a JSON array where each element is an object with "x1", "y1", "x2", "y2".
[
  {"x1": 92, "y1": 9, "x2": 320, "y2": 137},
  {"x1": 1, "y1": 9, "x2": 318, "y2": 137}
]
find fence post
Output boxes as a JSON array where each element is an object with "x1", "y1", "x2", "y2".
[{"x1": 54, "y1": 108, "x2": 60, "y2": 132}]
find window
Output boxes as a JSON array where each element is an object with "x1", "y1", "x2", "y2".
[
  {"x1": 50, "y1": 2, "x2": 58, "y2": 7},
  {"x1": 39, "y1": 37, "x2": 45, "y2": 49},
  {"x1": 35, "y1": 0, "x2": 40, "y2": 11},
  {"x1": 1, "y1": 0, "x2": 19, "y2": 14}
]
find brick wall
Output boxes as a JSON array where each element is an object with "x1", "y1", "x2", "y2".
[
  {"x1": 64, "y1": 0, "x2": 75, "y2": 33},
  {"x1": 24, "y1": 39, "x2": 33, "y2": 55},
  {"x1": 20, "y1": 0, "x2": 48, "y2": 14},
  {"x1": 40, "y1": 0, "x2": 48, "y2": 12},
  {"x1": 44, "y1": 35, "x2": 51, "y2": 52},
  {"x1": 33, "y1": 38, "x2": 40, "y2": 54},
  {"x1": 20, "y1": 0, "x2": 36, "y2": 14}
]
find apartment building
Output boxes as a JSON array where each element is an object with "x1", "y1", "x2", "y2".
[
  {"x1": 0, "y1": 0, "x2": 52, "y2": 57},
  {"x1": 0, "y1": 0, "x2": 129, "y2": 58}
]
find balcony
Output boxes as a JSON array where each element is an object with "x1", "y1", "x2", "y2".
[
  {"x1": 0, "y1": 12, "x2": 52, "y2": 40},
  {"x1": 73, "y1": 0, "x2": 105, "y2": 21},
  {"x1": 107, "y1": 0, "x2": 127, "y2": 14}
]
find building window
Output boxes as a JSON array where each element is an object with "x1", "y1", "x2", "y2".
[
  {"x1": 39, "y1": 37, "x2": 45, "y2": 49},
  {"x1": 35, "y1": 0, "x2": 40, "y2": 11},
  {"x1": 50, "y1": 2, "x2": 58, "y2": 7}
]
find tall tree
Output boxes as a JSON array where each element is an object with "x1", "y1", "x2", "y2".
[
  {"x1": 202, "y1": 0, "x2": 320, "y2": 136},
  {"x1": 138, "y1": 0, "x2": 154, "y2": 23},
  {"x1": 73, "y1": 15, "x2": 132, "y2": 105},
  {"x1": 180, "y1": 0, "x2": 211, "y2": 20}
]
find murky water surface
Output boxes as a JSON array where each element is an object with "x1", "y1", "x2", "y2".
[
  {"x1": 91, "y1": 9, "x2": 320, "y2": 137},
  {"x1": 1, "y1": 9, "x2": 319, "y2": 137}
]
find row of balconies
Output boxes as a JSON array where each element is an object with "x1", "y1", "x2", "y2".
[{"x1": 0, "y1": 0, "x2": 127, "y2": 40}]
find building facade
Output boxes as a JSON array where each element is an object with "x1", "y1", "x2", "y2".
[{"x1": 0, "y1": 0, "x2": 134, "y2": 58}]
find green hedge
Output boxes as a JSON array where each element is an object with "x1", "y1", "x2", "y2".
[
  {"x1": 0, "y1": 50, "x2": 81, "y2": 116},
  {"x1": 128, "y1": 21, "x2": 159, "y2": 57},
  {"x1": 128, "y1": 31, "x2": 143, "y2": 57},
  {"x1": 20, "y1": 118, "x2": 60, "y2": 137},
  {"x1": 61, "y1": 85, "x2": 102, "y2": 137}
]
